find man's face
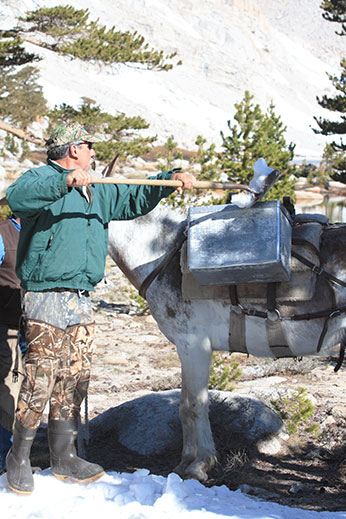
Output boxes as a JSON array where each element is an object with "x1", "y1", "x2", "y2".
[{"x1": 71, "y1": 141, "x2": 96, "y2": 171}]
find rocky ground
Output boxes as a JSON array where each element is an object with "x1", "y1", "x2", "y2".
[{"x1": 28, "y1": 257, "x2": 346, "y2": 512}]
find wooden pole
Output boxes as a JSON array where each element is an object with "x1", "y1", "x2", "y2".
[{"x1": 89, "y1": 177, "x2": 255, "y2": 192}]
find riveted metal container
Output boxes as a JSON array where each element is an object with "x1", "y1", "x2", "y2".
[{"x1": 187, "y1": 200, "x2": 292, "y2": 285}]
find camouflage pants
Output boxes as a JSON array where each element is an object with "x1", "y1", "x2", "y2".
[
  {"x1": 16, "y1": 320, "x2": 94, "y2": 429},
  {"x1": 16, "y1": 290, "x2": 95, "y2": 430}
]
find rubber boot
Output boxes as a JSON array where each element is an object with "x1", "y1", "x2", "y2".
[
  {"x1": 6, "y1": 420, "x2": 37, "y2": 494},
  {"x1": 48, "y1": 419, "x2": 105, "y2": 483}
]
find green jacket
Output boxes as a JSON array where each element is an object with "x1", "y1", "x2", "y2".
[{"x1": 6, "y1": 160, "x2": 175, "y2": 292}]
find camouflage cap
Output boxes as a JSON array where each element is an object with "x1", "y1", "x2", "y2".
[{"x1": 46, "y1": 122, "x2": 104, "y2": 149}]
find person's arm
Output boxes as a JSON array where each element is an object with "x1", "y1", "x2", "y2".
[
  {"x1": 0, "y1": 235, "x2": 4, "y2": 266},
  {"x1": 101, "y1": 169, "x2": 196, "y2": 221},
  {"x1": 6, "y1": 168, "x2": 69, "y2": 218}
]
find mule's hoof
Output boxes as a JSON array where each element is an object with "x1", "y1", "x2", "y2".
[
  {"x1": 185, "y1": 468, "x2": 208, "y2": 482},
  {"x1": 184, "y1": 455, "x2": 217, "y2": 483},
  {"x1": 175, "y1": 462, "x2": 208, "y2": 482},
  {"x1": 174, "y1": 461, "x2": 192, "y2": 478}
]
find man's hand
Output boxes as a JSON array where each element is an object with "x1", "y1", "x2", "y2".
[
  {"x1": 66, "y1": 169, "x2": 92, "y2": 187},
  {"x1": 171, "y1": 172, "x2": 196, "y2": 194}
]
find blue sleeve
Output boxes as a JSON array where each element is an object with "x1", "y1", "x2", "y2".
[
  {"x1": 0, "y1": 235, "x2": 4, "y2": 265},
  {"x1": 9, "y1": 217, "x2": 20, "y2": 232}
]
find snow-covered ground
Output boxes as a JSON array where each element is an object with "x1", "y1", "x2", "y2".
[
  {"x1": 0, "y1": 0, "x2": 344, "y2": 161},
  {"x1": 2, "y1": 469, "x2": 346, "y2": 519}
]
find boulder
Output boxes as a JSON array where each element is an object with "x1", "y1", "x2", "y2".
[{"x1": 89, "y1": 389, "x2": 285, "y2": 456}]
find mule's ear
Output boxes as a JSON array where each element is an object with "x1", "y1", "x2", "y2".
[
  {"x1": 102, "y1": 154, "x2": 120, "y2": 178},
  {"x1": 282, "y1": 196, "x2": 295, "y2": 218}
]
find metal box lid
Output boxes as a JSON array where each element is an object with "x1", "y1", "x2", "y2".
[{"x1": 187, "y1": 200, "x2": 292, "y2": 285}]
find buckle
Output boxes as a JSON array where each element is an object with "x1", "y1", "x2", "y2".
[
  {"x1": 330, "y1": 309, "x2": 341, "y2": 319},
  {"x1": 312, "y1": 264, "x2": 323, "y2": 275},
  {"x1": 267, "y1": 309, "x2": 281, "y2": 321},
  {"x1": 231, "y1": 304, "x2": 244, "y2": 315}
]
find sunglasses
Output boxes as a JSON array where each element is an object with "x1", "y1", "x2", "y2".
[{"x1": 75, "y1": 141, "x2": 93, "y2": 150}]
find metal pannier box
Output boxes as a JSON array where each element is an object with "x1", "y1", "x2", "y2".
[{"x1": 187, "y1": 200, "x2": 292, "y2": 285}]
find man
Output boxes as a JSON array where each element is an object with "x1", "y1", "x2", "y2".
[
  {"x1": 5, "y1": 122, "x2": 196, "y2": 494},
  {"x1": 0, "y1": 210, "x2": 24, "y2": 474},
  {"x1": 0, "y1": 210, "x2": 23, "y2": 473}
]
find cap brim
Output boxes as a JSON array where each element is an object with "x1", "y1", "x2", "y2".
[{"x1": 84, "y1": 132, "x2": 105, "y2": 143}]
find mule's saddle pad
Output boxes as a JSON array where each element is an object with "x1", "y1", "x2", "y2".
[{"x1": 181, "y1": 215, "x2": 327, "y2": 303}]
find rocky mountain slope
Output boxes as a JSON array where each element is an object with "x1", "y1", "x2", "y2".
[{"x1": 0, "y1": 0, "x2": 344, "y2": 161}]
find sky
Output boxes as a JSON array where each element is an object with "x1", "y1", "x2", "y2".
[{"x1": 1, "y1": 468, "x2": 346, "y2": 519}]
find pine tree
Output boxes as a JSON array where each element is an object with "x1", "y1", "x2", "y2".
[
  {"x1": 0, "y1": 32, "x2": 44, "y2": 129},
  {"x1": 314, "y1": 60, "x2": 346, "y2": 149},
  {"x1": 20, "y1": 5, "x2": 89, "y2": 38},
  {"x1": 219, "y1": 91, "x2": 296, "y2": 201},
  {"x1": 0, "y1": 66, "x2": 47, "y2": 129},
  {"x1": 0, "y1": 9, "x2": 168, "y2": 157},
  {"x1": 313, "y1": 0, "x2": 346, "y2": 177},
  {"x1": 48, "y1": 98, "x2": 156, "y2": 161},
  {"x1": 321, "y1": 0, "x2": 346, "y2": 35},
  {"x1": 0, "y1": 33, "x2": 39, "y2": 70},
  {"x1": 161, "y1": 93, "x2": 296, "y2": 210},
  {"x1": 157, "y1": 136, "x2": 183, "y2": 172},
  {"x1": 20, "y1": 6, "x2": 180, "y2": 71},
  {"x1": 190, "y1": 135, "x2": 220, "y2": 182}
]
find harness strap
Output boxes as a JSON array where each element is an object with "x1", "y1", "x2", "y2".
[
  {"x1": 139, "y1": 231, "x2": 187, "y2": 299},
  {"x1": 238, "y1": 302, "x2": 346, "y2": 321},
  {"x1": 266, "y1": 282, "x2": 295, "y2": 358},
  {"x1": 334, "y1": 341, "x2": 345, "y2": 372},
  {"x1": 229, "y1": 285, "x2": 247, "y2": 354},
  {"x1": 292, "y1": 250, "x2": 346, "y2": 289},
  {"x1": 266, "y1": 282, "x2": 277, "y2": 312}
]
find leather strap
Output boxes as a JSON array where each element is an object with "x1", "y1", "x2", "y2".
[
  {"x1": 334, "y1": 341, "x2": 345, "y2": 372},
  {"x1": 228, "y1": 285, "x2": 247, "y2": 354},
  {"x1": 139, "y1": 231, "x2": 187, "y2": 299},
  {"x1": 292, "y1": 250, "x2": 346, "y2": 289},
  {"x1": 266, "y1": 282, "x2": 295, "y2": 358}
]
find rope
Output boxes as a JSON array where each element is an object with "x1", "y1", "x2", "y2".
[
  {"x1": 84, "y1": 392, "x2": 89, "y2": 445},
  {"x1": 76, "y1": 392, "x2": 90, "y2": 457}
]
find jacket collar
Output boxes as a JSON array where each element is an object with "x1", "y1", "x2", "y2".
[
  {"x1": 47, "y1": 159, "x2": 74, "y2": 173},
  {"x1": 47, "y1": 159, "x2": 93, "y2": 201}
]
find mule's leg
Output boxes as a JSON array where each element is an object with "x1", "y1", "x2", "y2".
[{"x1": 174, "y1": 338, "x2": 216, "y2": 482}]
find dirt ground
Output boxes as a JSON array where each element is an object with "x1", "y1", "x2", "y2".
[{"x1": 31, "y1": 258, "x2": 346, "y2": 512}]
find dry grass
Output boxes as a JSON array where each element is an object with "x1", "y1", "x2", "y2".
[{"x1": 150, "y1": 351, "x2": 180, "y2": 369}]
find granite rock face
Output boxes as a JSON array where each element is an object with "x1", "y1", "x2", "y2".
[{"x1": 90, "y1": 389, "x2": 285, "y2": 456}]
